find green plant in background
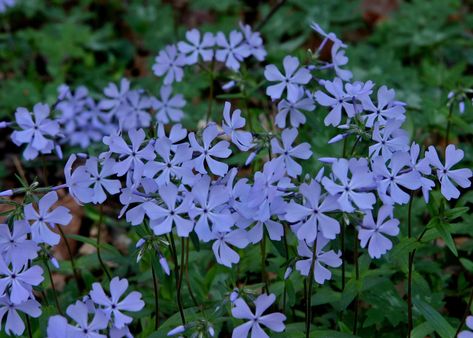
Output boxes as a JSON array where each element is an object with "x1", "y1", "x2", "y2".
[{"x1": 0, "y1": 1, "x2": 472, "y2": 338}]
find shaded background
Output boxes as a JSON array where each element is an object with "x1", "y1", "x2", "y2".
[{"x1": 1, "y1": 0, "x2": 473, "y2": 336}]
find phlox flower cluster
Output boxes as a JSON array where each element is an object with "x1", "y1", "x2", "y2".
[{"x1": 0, "y1": 20, "x2": 471, "y2": 338}]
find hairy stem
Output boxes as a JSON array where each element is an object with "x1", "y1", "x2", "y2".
[
  {"x1": 44, "y1": 259, "x2": 63, "y2": 315},
  {"x1": 446, "y1": 103, "x2": 454, "y2": 145},
  {"x1": 353, "y1": 229, "x2": 360, "y2": 335},
  {"x1": 169, "y1": 232, "x2": 186, "y2": 325},
  {"x1": 26, "y1": 315, "x2": 33, "y2": 338},
  {"x1": 456, "y1": 286, "x2": 473, "y2": 336},
  {"x1": 205, "y1": 61, "x2": 215, "y2": 123},
  {"x1": 306, "y1": 240, "x2": 317, "y2": 338},
  {"x1": 57, "y1": 225, "x2": 83, "y2": 291},
  {"x1": 261, "y1": 233, "x2": 269, "y2": 293},
  {"x1": 407, "y1": 193, "x2": 414, "y2": 337},
  {"x1": 185, "y1": 238, "x2": 199, "y2": 307},
  {"x1": 256, "y1": 0, "x2": 288, "y2": 31},
  {"x1": 151, "y1": 263, "x2": 160, "y2": 330},
  {"x1": 97, "y1": 205, "x2": 111, "y2": 281}
]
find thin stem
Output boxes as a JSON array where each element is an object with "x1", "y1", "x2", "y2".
[
  {"x1": 57, "y1": 225, "x2": 83, "y2": 291},
  {"x1": 205, "y1": 61, "x2": 215, "y2": 124},
  {"x1": 256, "y1": 0, "x2": 288, "y2": 31},
  {"x1": 151, "y1": 263, "x2": 160, "y2": 330},
  {"x1": 446, "y1": 103, "x2": 454, "y2": 145},
  {"x1": 282, "y1": 224, "x2": 289, "y2": 312},
  {"x1": 306, "y1": 240, "x2": 317, "y2": 338},
  {"x1": 26, "y1": 315, "x2": 33, "y2": 338},
  {"x1": 185, "y1": 238, "x2": 199, "y2": 307},
  {"x1": 407, "y1": 193, "x2": 414, "y2": 337},
  {"x1": 456, "y1": 286, "x2": 473, "y2": 336},
  {"x1": 353, "y1": 229, "x2": 360, "y2": 335},
  {"x1": 341, "y1": 224, "x2": 346, "y2": 290},
  {"x1": 169, "y1": 232, "x2": 186, "y2": 325},
  {"x1": 44, "y1": 259, "x2": 63, "y2": 315},
  {"x1": 261, "y1": 233, "x2": 269, "y2": 293},
  {"x1": 97, "y1": 205, "x2": 111, "y2": 281}
]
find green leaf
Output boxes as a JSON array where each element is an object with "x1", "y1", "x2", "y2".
[
  {"x1": 66, "y1": 234, "x2": 122, "y2": 256},
  {"x1": 460, "y1": 258, "x2": 473, "y2": 273},
  {"x1": 411, "y1": 321, "x2": 434, "y2": 338},
  {"x1": 413, "y1": 298, "x2": 456, "y2": 338},
  {"x1": 445, "y1": 206, "x2": 469, "y2": 221},
  {"x1": 435, "y1": 222, "x2": 458, "y2": 256}
]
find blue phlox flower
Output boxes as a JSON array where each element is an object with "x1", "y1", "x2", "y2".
[
  {"x1": 425, "y1": 144, "x2": 472, "y2": 200},
  {"x1": 11, "y1": 103, "x2": 60, "y2": 160},
  {"x1": 211, "y1": 229, "x2": 249, "y2": 267},
  {"x1": 231, "y1": 293, "x2": 286, "y2": 338},
  {"x1": 275, "y1": 88, "x2": 315, "y2": 128},
  {"x1": 90, "y1": 277, "x2": 145, "y2": 330},
  {"x1": 0, "y1": 220, "x2": 39, "y2": 267},
  {"x1": 152, "y1": 86, "x2": 186, "y2": 124},
  {"x1": 222, "y1": 102, "x2": 254, "y2": 151},
  {"x1": 358, "y1": 204, "x2": 400, "y2": 259},
  {"x1": 295, "y1": 236, "x2": 342, "y2": 285},
  {"x1": 215, "y1": 30, "x2": 250, "y2": 71},
  {"x1": 177, "y1": 29, "x2": 215, "y2": 64},
  {"x1": 24, "y1": 191, "x2": 73, "y2": 246},
  {"x1": 152, "y1": 44, "x2": 187, "y2": 85},
  {"x1": 264, "y1": 55, "x2": 311, "y2": 101},
  {"x1": 0, "y1": 297, "x2": 41, "y2": 336},
  {"x1": 189, "y1": 124, "x2": 232, "y2": 177},
  {"x1": 285, "y1": 180, "x2": 340, "y2": 243},
  {"x1": 271, "y1": 128, "x2": 312, "y2": 178}
]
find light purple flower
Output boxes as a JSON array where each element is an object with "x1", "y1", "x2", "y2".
[
  {"x1": 425, "y1": 144, "x2": 472, "y2": 200},
  {"x1": 271, "y1": 128, "x2": 312, "y2": 177},
  {"x1": 11, "y1": 103, "x2": 59, "y2": 160},
  {"x1": 331, "y1": 42, "x2": 352, "y2": 81},
  {"x1": 24, "y1": 191, "x2": 72, "y2": 246},
  {"x1": 0, "y1": 0, "x2": 15, "y2": 13},
  {"x1": 85, "y1": 157, "x2": 122, "y2": 204},
  {"x1": 369, "y1": 120, "x2": 409, "y2": 161},
  {"x1": 247, "y1": 220, "x2": 284, "y2": 244},
  {"x1": 358, "y1": 205, "x2": 400, "y2": 259},
  {"x1": 107, "y1": 129, "x2": 155, "y2": 184},
  {"x1": 372, "y1": 152, "x2": 422, "y2": 205},
  {"x1": 47, "y1": 315, "x2": 73, "y2": 338},
  {"x1": 66, "y1": 301, "x2": 108, "y2": 338},
  {"x1": 90, "y1": 277, "x2": 145, "y2": 329},
  {"x1": 0, "y1": 258, "x2": 44, "y2": 304},
  {"x1": 264, "y1": 55, "x2": 311, "y2": 101},
  {"x1": 189, "y1": 175, "x2": 234, "y2": 242},
  {"x1": 177, "y1": 29, "x2": 215, "y2": 64},
  {"x1": 152, "y1": 45, "x2": 187, "y2": 85},
  {"x1": 361, "y1": 85, "x2": 406, "y2": 128},
  {"x1": 321, "y1": 158, "x2": 376, "y2": 212},
  {"x1": 285, "y1": 180, "x2": 339, "y2": 242},
  {"x1": 0, "y1": 297, "x2": 41, "y2": 336},
  {"x1": 275, "y1": 89, "x2": 315, "y2": 128},
  {"x1": 0, "y1": 220, "x2": 39, "y2": 267},
  {"x1": 98, "y1": 78, "x2": 130, "y2": 113},
  {"x1": 231, "y1": 293, "x2": 286, "y2": 338},
  {"x1": 189, "y1": 124, "x2": 232, "y2": 177},
  {"x1": 152, "y1": 86, "x2": 186, "y2": 123},
  {"x1": 144, "y1": 139, "x2": 194, "y2": 186},
  {"x1": 144, "y1": 183, "x2": 193, "y2": 237},
  {"x1": 65, "y1": 154, "x2": 95, "y2": 204},
  {"x1": 215, "y1": 31, "x2": 250, "y2": 71},
  {"x1": 222, "y1": 102, "x2": 254, "y2": 151},
  {"x1": 117, "y1": 90, "x2": 152, "y2": 130},
  {"x1": 295, "y1": 236, "x2": 342, "y2": 284},
  {"x1": 239, "y1": 23, "x2": 266, "y2": 61},
  {"x1": 314, "y1": 78, "x2": 357, "y2": 127},
  {"x1": 408, "y1": 143, "x2": 435, "y2": 202},
  {"x1": 211, "y1": 229, "x2": 249, "y2": 267}
]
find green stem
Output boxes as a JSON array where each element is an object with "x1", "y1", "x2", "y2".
[
  {"x1": 261, "y1": 233, "x2": 269, "y2": 293},
  {"x1": 97, "y1": 205, "x2": 111, "y2": 281},
  {"x1": 26, "y1": 315, "x2": 33, "y2": 338},
  {"x1": 169, "y1": 232, "x2": 186, "y2": 325},
  {"x1": 57, "y1": 225, "x2": 83, "y2": 291},
  {"x1": 151, "y1": 263, "x2": 160, "y2": 330},
  {"x1": 44, "y1": 259, "x2": 63, "y2": 315},
  {"x1": 446, "y1": 103, "x2": 454, "y2": 145},
  {"x1": 283, "y1": 224, "x2": 289, "y2": 312},
  {"x1": 205, "y1": 61, "x2": 215, "y2": 124},
  {"x1": 407, "y1": 193, "x2": 414, "y2": 337},
  {"x1": 306, "y1": 240, "x2": 317, "y2": 338},
  {"x1": 185, "y1": 238, "x2": 199, "y2": 307},
  {"x1": 455, "y1": 286, "x2": 473, "y2": 336},
  {"x1": 353, "y1": 229, "x2": 360, "y2": 335}
]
